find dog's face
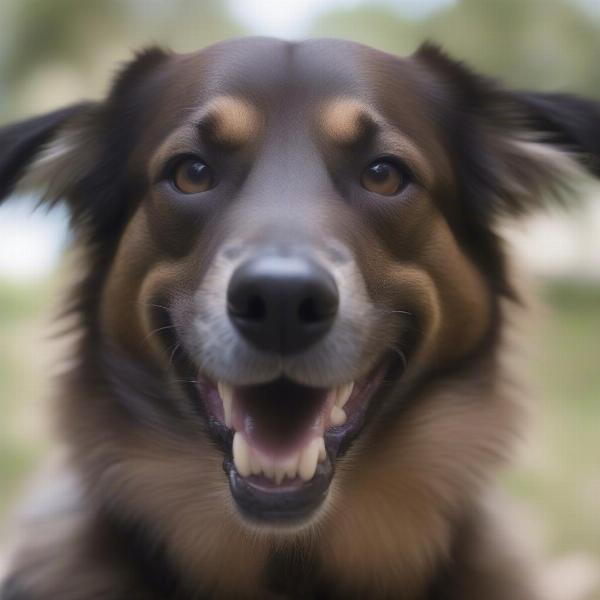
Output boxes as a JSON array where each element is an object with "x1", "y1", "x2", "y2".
[
  {"x1": 97, "y1": 38, "x2": 496, "y2": 522},
  {"x1": 1, "y1": 38, "x2": 598, "y2": 537},
  {"x1": 101, "y1": 40, "x2": 492, "y2": 522}
]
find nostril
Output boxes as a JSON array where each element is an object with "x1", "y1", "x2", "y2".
[
  {"x1": 227, "y1": 254, "x2": 339, "y2": 354},
  {"x1": 297, "y1": 297, "x2": 328, "y2": 324},
  {"x1": 246, "y1": 294, "x2": 266, "y2": 321},
  {"x1": 228, "y1": 293, "x2": 267, "y2": 322},
  {"x1": 297, "y1": 297, "x2": 318, "y2": 323}
]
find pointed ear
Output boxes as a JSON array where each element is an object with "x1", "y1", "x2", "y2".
[
  {"x1": 414, "y1": 43, "x2": 600, "y2": 219},
  {"x1": 0, "y1": 102, "x2": 95, "y2": 202}
]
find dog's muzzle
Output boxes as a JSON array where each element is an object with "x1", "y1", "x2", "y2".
[
  {"x1": 227, "y1": 253, "x2": 339, "y2": 355},
  {"x1": 180, "y1": 240, "x2": 401, "y2": 524}
]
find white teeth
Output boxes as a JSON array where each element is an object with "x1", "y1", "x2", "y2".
[
  {"x1": 238, "y1": 437, "x2": 324, "y2": 484},
  {"x1": 329, "y1": 382, "x2": 353, "y2": 426},
  {"x1": 285, "y1": 454, "x2": 300, "y2": 479},
  {"x1": 336, "y1": 382, "x2": 354, "y2": 408},
  {"x1": 274, "y1": 454, "x2": 298, "y2": 485},
  {"x1": 318, "y1": 437, "x2": 326, "y2": 462},
  {"x1": 298, "y1": 438, "x2": 320, "y2": 482},
  {"x1": 274, "y1": 464, "x2": 286, "y2": 485},
  {"x1": 249, "y1": 451, "x2": 262, "y2": 476},
  {"x1": 227, "y1": 380, "x2": 351, "y2": 485},
  {"x1": 330, "y1": 405, "x2": 347, "y2": 426},
  {"x1": 262, "y1": 460, "x2": 275, "y2": 480},
  {"x1": 233, "y1": 432, "x2": 251, "y2": 477},
  {"x1": 217, "y1": 382, "x2": 233, "y2": 427}
]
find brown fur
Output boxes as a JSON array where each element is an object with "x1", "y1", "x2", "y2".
[{"x1": 2, "y1": 38, "x2": 600, "y2": 599}]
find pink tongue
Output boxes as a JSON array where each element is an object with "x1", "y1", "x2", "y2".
[{"x1": 231, "y1": 380, "x2": 330, "y2": 457}]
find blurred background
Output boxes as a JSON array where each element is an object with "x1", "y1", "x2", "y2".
[{"x1": 0, "y1": 0, "x2": 599, "y2": 596}]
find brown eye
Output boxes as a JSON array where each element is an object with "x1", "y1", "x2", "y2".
[
  {"x1": 360, "y1": 160, "x2": 406, "y2": 196},
  {"x1": 172, "y1": 158, "x2": 214, "y2": 194}
]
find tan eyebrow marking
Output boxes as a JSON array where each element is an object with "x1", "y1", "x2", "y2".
[
  {"x1": 320, "y1": 97, "x2": 434, "y2": 188},
  {"x1": 200, "y1": 96, "x2": 263, "y2": 148},
  {"x1": 319, "y1": 98, "x2": 378, "y2": 146}
]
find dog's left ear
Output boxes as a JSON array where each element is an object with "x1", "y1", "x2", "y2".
[
  {"x1": 414, "y1": 43, "x2": 600, "y2": 220},
  {"x1": 0, "y1": 102, "x2": 95, "y2": 203},
  {"x1": 0, "y1": 101, "x2": 130, "y2": 238},
  {"x1": 0, "y1": 46, "x2": 171, "y2": 238}
]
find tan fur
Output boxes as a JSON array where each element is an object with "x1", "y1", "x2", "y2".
[
  {"x1": 36, "y1": 284, "x2": 521, "y2": 599},
  {"x1": 319, "y1": 98, "x2": 375, "y2": 146},
  {"x1": 319, "y1": 97, "x2": 434, "y2": 186},
  {"x1": 201, "y1": 95, "x2": 264, "y2": 148},
  {"x1": 317, "y1": 342, "x2": 523, "y2": 597},
  {"x1": 93, "y1": 434, "x2": 270, "y2": 597},
  {"x1": 4, "y1": 39, "x2": 595, "y2": 600}
]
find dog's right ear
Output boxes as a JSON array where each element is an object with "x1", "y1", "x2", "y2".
[{"x1": 0, "y1": 102, "x2": 95, "y2": 203}]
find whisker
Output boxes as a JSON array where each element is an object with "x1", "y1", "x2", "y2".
[
  {"x1": 141, "y1": 324, "x2": 176, "y2": 344},
  {"x1": 168, "y1": 342, "x2": 181, "y2": 366},
  {"x1": 388, "y1": 343, "x2": 408, "y2": 370},
  {"x1": 142, "y1": 302, "x2": 171, "y2": 313}
]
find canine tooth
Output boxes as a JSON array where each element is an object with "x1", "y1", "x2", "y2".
[
  {"x1": 217, "y1": 382, "x2": 233, "y2": 427},
  {"x1": 336, "y1": 382, "x2": 354, "y2": 408},
  {"x1": 330, "y1": 405, "x2": 347, "y2": 426},
  {"x1": 299, "y1": 438, "x2": 320, "y2": 482},
  {"x1": 318, "y1": 437, "x2": 326, "y2": 462},
  {"x1": 233, "y1": 433, "x2": 251, "y2": 477}
]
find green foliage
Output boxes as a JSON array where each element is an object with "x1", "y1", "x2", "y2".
[
  {"x1": 311, "y1": 0, "x2": 600, "y2": 95},
  {"x1": 0, "y1": 0, "x2": 245, "y2": 116},
  {"x1": 0, "y1": 279, "x2": 53, "y2": 516}
]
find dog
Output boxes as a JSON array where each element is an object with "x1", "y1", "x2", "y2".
[{"x1": 0, "y1": 37, "x2": 599, "y2": 599}]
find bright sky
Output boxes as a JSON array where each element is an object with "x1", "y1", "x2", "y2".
[
  {"x1": 226, "y1": 0, "x2": 452, "y2": 37},
  {"x1": 0, "y1": 198, "x2": 68, "y2": 282}
]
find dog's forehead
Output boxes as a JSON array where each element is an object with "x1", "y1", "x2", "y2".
[
  {"x1": 189, "y1": 38, "x2": 374, "y2": 98},
  {"x1": 163, "y1": 38, "x2": 429, "y2": 124},
  {"x1": 135, "y1": 38, "x2": 444, "y2": 177}
]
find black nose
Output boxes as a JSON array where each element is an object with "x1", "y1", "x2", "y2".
[{"x1": 227, "y1": 255, "x2": 339, "y2": 354}]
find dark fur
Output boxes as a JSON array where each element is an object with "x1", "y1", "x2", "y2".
[{"x1": 1, "y1": 39, "x2": 599, "y2": 599}]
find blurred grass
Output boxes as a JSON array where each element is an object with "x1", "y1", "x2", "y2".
[
  {"x1": 504, "y1": 282, "x2": 600, "y2": 558},
  {"x1": 0, "y1": 278, "x2": 54, "y2": 516},
  {"x1": 0, "y1": 277, "x2": 598, "y2": 559}
]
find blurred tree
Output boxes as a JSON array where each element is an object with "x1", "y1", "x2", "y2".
[
  {"x1": 0, "y1": 0, "x2": 129, "y2": 85},
  {"x1": 311, "y1": 0, "x2": 600, "y2": 96},
  {"x1": 0, "y1": 0, "x2": 245, "y2": 117}
]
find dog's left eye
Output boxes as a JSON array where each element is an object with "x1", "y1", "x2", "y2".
[
  {"x1": 360, "y1": 160, "x2": 408, "y2": 196},
  {"x1": 172, "y1": 158, "x2": 215, "y2": 194}
]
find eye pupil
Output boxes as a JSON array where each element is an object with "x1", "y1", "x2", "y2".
[
  {"x1": 368, "y1": 162, "x2": 391, "y2": 182},
  {"x1": 173, "y1": 158, "x2": 214, "y2": 194},
  {"x1": 187, "y1": 161, "x2": 207, "y2": 182},
  {"x1": 361, "y1": 160, "x2": 407, "y2": 196}
]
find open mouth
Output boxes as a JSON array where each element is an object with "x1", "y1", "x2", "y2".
[{"x1": 195, "y1": 362, "x2": 390, "y2": 523}]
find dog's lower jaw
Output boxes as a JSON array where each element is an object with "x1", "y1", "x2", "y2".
[{"x1": 194, "y1": 357, "x2": 394, "y2": 524}]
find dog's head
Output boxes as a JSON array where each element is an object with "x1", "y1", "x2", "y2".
[{"x1": 1, "y1": 39, "x2": 598, "y2": 538}]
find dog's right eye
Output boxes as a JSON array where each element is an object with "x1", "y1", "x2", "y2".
[
  {"x1": 171, "y1": 157, "x2": 215, "y2": 194},
  {"x1": 360, "y1": 159, "x2": 408, "y2": 196}
]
